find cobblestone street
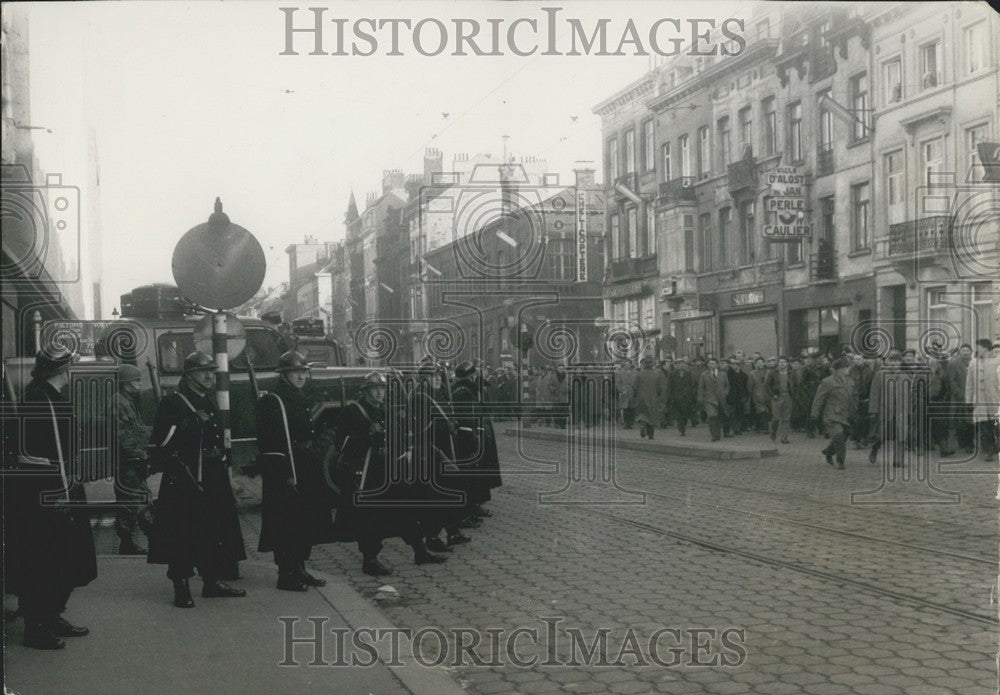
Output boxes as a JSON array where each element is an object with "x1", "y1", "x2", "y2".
[{"x1": 234, "y1": 427, "x2": 999, "y2": 695}]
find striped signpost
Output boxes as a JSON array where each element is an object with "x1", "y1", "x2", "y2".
[{"x1": 172, "y1": 198, "x2": 265, "y2": 459}]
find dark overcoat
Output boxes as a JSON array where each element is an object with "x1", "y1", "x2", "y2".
[
  {"x1": 147, "y1": 381, "x2": 246, "y2": 576},
  {"x1": 5, "y1": 379, "x2": 97, "y2": 596},
  {"x1": 256, "y1": 378, "x2": 336, "y2": 553}
]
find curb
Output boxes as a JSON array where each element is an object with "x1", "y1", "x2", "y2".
[
  {"x1": 311, "y1": 570, "x2": 468, "y2": 695},
  {"x1": 506, "y1": 428, "x2": 779, "y2": 460}
]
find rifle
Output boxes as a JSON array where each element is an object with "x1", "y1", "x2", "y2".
[
  {"x1": 246, "y1": 356, "x2": 261, "y2": 402},
  {"x1": 145, "y1": 359, "x2": 162, "y2": 402}
]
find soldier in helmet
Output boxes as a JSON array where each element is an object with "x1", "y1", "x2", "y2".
[
  {"x1": 331, "y1": 371, "x2": 443, "y2": 576},
  {"x1": 114, "y1": 363, "x2": 153, "y2": 555},
  {"x1": 147, "y1": 351, "x2": 247, "y2": 608},
  {"x1": 256, "y1": 351, "x2": 336, "y2": 591}
]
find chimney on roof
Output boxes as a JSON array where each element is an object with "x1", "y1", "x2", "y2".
[
  {"x1": 382, "y1": 169, "x2": 405, "y2": 193},
  {"x1": 574, "y1": 165, "x2": 596, "y2": 188},
  {"x1": 423, "y1": 148, "x2": 442, "y2": 184}
]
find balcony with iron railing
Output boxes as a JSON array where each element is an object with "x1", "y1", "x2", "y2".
[
  {"x1": 657, "y1": 176, "x2": 697, "y2": 205},
  {"x1": 607, "y1": 255, "x2": 658, "y2": 282},
  {"x1": 887, "y1": 216, "x2": 952, "y2": 257},
  {"x1": 727, "y1": 158, "x2": 757, "y2": 193},
  {"x1": 810, "y1": 248, "x2": 837, "y2": 282}
]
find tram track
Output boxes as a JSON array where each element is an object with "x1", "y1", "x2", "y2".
[
  {"x1": 496, "y1": 436, "x2": 999, "y2": 627},
  {"x1": 500, "y1": 435, "x2": 996, "y2": 565}
]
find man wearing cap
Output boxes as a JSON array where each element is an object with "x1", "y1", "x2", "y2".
[
  {"x1": 812, "y1": 357, "x2": 855, "y2": 469},
  {"x1": 800, "y1": 353, "x2": 829, "y2": 438},
  {"x1": 616, "y1": 359, "x2": 638, "y2": 429},
  {"x1": 697, "y1": 357, "x2": 729, "y2": 442},
  {"x1": 114, "y1": 363, "x2": 153, "y2": 555},
  {"x1": 147, "y1": 351, "x2": 247, "y2": 608},
  {"x1": 966, "y1": 339, "x2": 1000, "y2": 460},
  {"x1": 257, "y1": 351, "x2": 335, "y2": 591},
  {"x1": 947, "y1": 344, "x2": 974, "y2": 453},
  {"x1": 633, "y1": 356, "x2": 667, "y2": 439},
  {"x1": 765, "y1": 356, "x2": 793, "y2": 444},
  {"x1": 725, "y1": 356, "x2": 750, "y2": 436},
  {"x1": 868, "y1": 349, "x2": 904, "y2": 467},
  {"x1": 7, "y1": 350, "x2": 96, "y2": 649},
  {"x1": 669, "y1": 357, "x2": 697, "y2": 435},
  {"x1": 748, "y1": 357, "x2": 770, "y2": 433}
]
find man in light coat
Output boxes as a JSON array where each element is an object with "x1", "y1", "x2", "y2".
[
  {"x1": 697, "y1": 358, "x2": 729, "y2": 442},
  {"x1": 966, "y1": 339, "x2": 999, "y2": 461},
  {"x1": 616, "y1": 360, "x2": 638, "y2": 429},
  {"x1": 811, "y1": 357, "x2": 855, "y2": 470}
]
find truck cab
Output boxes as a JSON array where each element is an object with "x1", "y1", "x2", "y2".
[{"x1": 3, "y1": 286, "x2": 373, "y2": 476}]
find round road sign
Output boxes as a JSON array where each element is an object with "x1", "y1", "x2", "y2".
[{"x1": 172, "y1": 198, "x2": 265, "y2": 310}]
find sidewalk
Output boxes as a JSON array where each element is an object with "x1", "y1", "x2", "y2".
[
  {"x1": 512, "y1": 421, "x2": 788, "y2": 460},
  {"x1": 508, "y1": 420, "x2": 903, "y2": 463},
  {"x1": 3, "y1": 557, "x2": 466, "y2": 695}
]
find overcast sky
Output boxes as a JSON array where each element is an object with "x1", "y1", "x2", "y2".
[{"x1": 19, "y1": 0, "x2": 750, "y2": 316}]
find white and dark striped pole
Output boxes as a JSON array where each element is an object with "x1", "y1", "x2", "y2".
[{"x1": 212, "y1": 310, "x2": 231, "y2": 455}]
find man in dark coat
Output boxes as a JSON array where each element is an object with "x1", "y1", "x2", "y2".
[
  {"x1": 545, "y1": 363, "x2": 571, "y2": 429},
  {"x1": 257, "y1": 350, "x2": 335, "y2": 591},
  {"x1": 330, "y1": 371, "x2": 444, "y2": 576},
  {"x1": 668, "y1": 357, "x2": 697, "y2": 435},
  {"x1": 114, "y1": 363, "x2": 153, "y2": 555},
  {"x1": 7, "y1": 351, "x2": 96, "y2": 649},
  {"x1": 148, "y1": 351, "x2": 247, "y2": 608},
  {"x1": 811, "y1": 357, "x2": 856, "y2": 469},
  {"x1": 410, "y1": 363, "x2": 466, "y2": 553},
  {"x1": 632, "y1": 356, "x2": 667, "y2": 439},
  {"x1": 849, "y1": 355, "x2": 875, "y2": 449},
  {"x1": 868, "y1": 349, "x2": 904, "y2": 468},
  {"x1": 724, "y1": 357, "x2": 749, "y2": 436},
  {"x1": 451, "y1": 360, "x2": 502, "y2": 516}
]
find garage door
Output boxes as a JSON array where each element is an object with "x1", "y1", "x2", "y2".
[{"x1": 720, "y1": 311, "x2": 777, "y2": 358}]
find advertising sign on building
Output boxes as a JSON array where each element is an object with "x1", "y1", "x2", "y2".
[
  {"x1": 763, "y1": 166, "x2": 810, "y2": 242},
  {"x1": 576, "y1": 189, "x2": 588, "y2": 282}
]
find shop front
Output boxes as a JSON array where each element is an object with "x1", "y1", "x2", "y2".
[
  {"x1": 715, "y1": 287, "x2": 781, "y2": 358},
  {"x1": 784, "y1": 277, "x2": 875, "y2": 357}
]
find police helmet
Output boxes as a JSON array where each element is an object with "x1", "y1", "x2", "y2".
[
  {"x1": 362, "y1": 371, "x2": 387, "y2": 390},
  {"x1": 118, "y1": 364, "x2": 143, "y2": 384},
  {"x1": 277, "y1": 350, "x2": 309, "y2": 372},
  {"x1": 182, "y1": 351, "x2": 216, "y2": 374},
  {"x1": 455, "y1": 360, "x2": 476, "y2": 379}
]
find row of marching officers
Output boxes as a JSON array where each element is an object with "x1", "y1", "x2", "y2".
[{"x1": 257, "y1": 352, "x2": 502, "y2": 588}]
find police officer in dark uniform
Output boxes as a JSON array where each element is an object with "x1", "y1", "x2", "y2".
[
  {"x1": 410, "y1": 362, "x2": 465, "y2": 553},
  {"x1": 114, "y1": 363, "x2": 152, "y2": 555},
  {"x1": 147, "y1": 351, "x2": 247, "y2": 608},
  {"x1": 8, "y1": 350, "x2": 96, "y2": 649},
  {"x1": 330, "y1": 371, "x2": 446, "y2": 576},
  {"x1": 451, "y1": 360, "x2": 502, "y2": 522},
  {"x1": 257, "y1": 350, "x2": 335, "y2": 591}
]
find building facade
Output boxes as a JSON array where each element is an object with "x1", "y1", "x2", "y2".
[
  {"x1": 869, "y1": 3, "x2": 999, "y2": 349},
  {"x1": 594, "y1": 4, "x2": 998, "y2": 359},
  {"x1": 420, "y1": 166, "x2": 606, "y2": 368}
]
